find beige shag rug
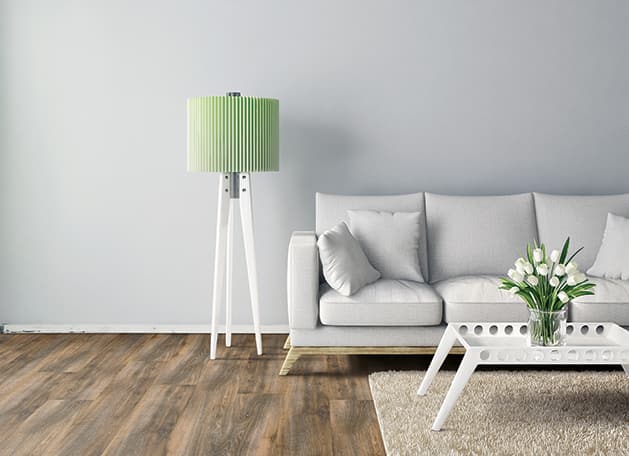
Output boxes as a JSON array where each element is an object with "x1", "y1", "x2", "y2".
[{"x1": 369, "y1": 370, "x2": 629, "y2": 456}]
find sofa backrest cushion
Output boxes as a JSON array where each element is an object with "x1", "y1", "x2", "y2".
[
  {"x1": 316, "y1": 193, "x2": 428, "y2": 280},
  {"x1": 534, "y1": 193, "x2": 629, "y2": 270},
  {"x1": 425, "y1": 193, "x2": 537, "y2": 282}
]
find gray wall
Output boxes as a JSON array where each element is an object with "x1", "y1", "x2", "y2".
[{"x1": 2, "y1": 0, "x2": 629, "y2": 327}]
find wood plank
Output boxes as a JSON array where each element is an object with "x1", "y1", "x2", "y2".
[
  {"x1": 125, "y1": 334, "x2": 186, "y2": 363},
  {"x1": 48, "y1": 361, "x2": 163, "y2": 455},
  {"x1": 0, "y1": 370, "x2": 67, "y2": 433},
  {"x1": 3, "y1": 399, "x2": 92, "y2": 456},
  {"x1": 47, "y1": 335, "x2": 148, "y2": 401},
  {"x1": 39, "y1": 334, "x2": 118, "y2": 373},
  {"x1": 227, "y1": 393, "x2": 281, "y2": 455},
  {"x1": 101, "y1": 384, "x2": 194, "y2": 456},
  {"x1": 275, "y1": 358, "x2": 335, "y2": 455},
  {"x1": 238, "y1": 342, "x2": 286, "y2": 394},
  {"x1": 153, "y1": 334, "x2": 207, "y2": 386},
  {"x1": 321, "y1": 355, "x2": 373, "y2": 401},
  {"x1": 330, "y1": 400, "x2": 385, "y2": 456},
  {"x1": 0, "y1": 334, "x2": 40, "y2": 360},
  {"x1": 87, "y1": 333, "x2": 147, "y2": 371},
  {"x1": 0, "y1": 335, "x2": 69, "y2": 385},
  {"x1": 0, "y1": 348, "x2": 22, "y2": 369},
  {"x1": 165, "y1": 358, "x2": 243, "y2": 454}
]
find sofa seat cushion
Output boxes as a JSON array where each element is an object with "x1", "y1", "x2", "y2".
[
  {"x1": 434, "y1": 275, "x2": 529, "y2": 322},
  {"x1": 319, "y1": 279, "x2": 442, "y2": 326},
  {"x1": 570, "y1": 277, "x2": 629, "y2": 325}
]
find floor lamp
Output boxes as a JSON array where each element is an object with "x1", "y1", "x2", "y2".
[{"x1": 187, "y1": 92, "x2": 279, "y2": 359}]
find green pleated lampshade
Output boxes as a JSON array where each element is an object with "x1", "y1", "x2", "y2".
[{"x1": 187, "y1": 95, "x2": 279, "y2": 172}]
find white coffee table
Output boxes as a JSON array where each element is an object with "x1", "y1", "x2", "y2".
[{"x1": 417, "y1": 322, "x2": 629, "y2": 431}]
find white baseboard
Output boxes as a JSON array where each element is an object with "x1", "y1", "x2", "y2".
[{"x1": 2, "y1": 324, "x2": 289, "y2": 334}]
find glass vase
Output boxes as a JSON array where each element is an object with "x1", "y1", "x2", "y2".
[{"x1": 527, "y1": 308, "x2": 567, "y2": 347}]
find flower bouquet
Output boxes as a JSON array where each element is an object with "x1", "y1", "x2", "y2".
[{"x1": 499, "y1": 238, "x2": 596, "y2": 346}]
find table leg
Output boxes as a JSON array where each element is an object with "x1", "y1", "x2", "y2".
[
  {"x1": 431, "y1": 353, "x2": 477, "y2": 431},
  {"x1": 623, "y1": 364, "x2": 629, "y2": 376},
  {"x1": 417, "y1": 325, "x2": 458, "y2": 396}
]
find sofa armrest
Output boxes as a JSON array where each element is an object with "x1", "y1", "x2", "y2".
[{"x1": 287, "y1": 231, "x2": 320, "y2": 329}]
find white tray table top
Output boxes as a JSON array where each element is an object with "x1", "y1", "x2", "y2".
[{"x1": 451, "y1": 322, "x2": 629, "y2": 365}]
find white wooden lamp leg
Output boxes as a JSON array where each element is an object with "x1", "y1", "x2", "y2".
[
  {"x1": 239, "y1": 173, "x2": 263, "y2": 355},
  {"x1": 225, "y1": 199, "x2": 235, "y2": 348},
  {"x1": 210, "y1": 174, "x2": 231, "y2": 360}
]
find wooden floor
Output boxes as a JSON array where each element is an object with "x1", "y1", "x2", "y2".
[{"x1": 0, "y1": 333, "x2": 462, "y2": 456}]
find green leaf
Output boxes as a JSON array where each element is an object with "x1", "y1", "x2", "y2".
[
  {"x1": 500, "y1": 278, "x2": 516, "y2": 288},
  {"x1": 516, "y1": 291, "x2": 535, "y2": 309},
  {"x1": 527, "y1": 243, "x2": 534, "y2": 265},
  {"x1": 565, "y1": 246, "x2": 584, "y2": 265},
  {"x1": 559, "y1": 237, "x2": 570, "y2": 264}
]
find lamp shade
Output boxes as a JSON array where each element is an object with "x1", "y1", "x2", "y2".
[{"x1": 187, "y1": 95, "x2": 279, "y2": 172}]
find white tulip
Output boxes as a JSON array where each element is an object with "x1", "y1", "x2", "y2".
[
  {"x1": 508, "y1": 268, "x2": 524, "y2": 282},
  {"x1": 536, "y1": 264, "x2": 549, "y2": 276},
  {"x1": 509, "y1": 286, "x2": 519, "y2": 295},
  {"x1": 578, "y1": 272, "x2": 586, "y2": 282},
  {"x1": 549, "y1": 276, "x2": 560, "y2": 287},
  {"x1": 567, "y1": 272, "x2": 586, "y2": 285},
  {"x1": 515, "y1": 263, "x2": 525, "y2": 274},
  {"x1": 565, "y1": 262, "x2": 578, "y2": 275},
  {"x1": 523, "y1": 262, "x2": 534, "y2": 275},
  {"x1": 533, "y1": 248, "x2": 543, "y2": 263},
  {"x1": 555, "y1": 264, "x2": 566, "y2": 276},
  {"x1": 558, "y1": 291, "x2": 569, "y2": 303},
  {"x1": 515, "y1": 257, "x2": 527, "y2": 268},
  {"x1": 526, "y1": 275, "x2": 539, "y2": 286},
  {"x1": 550, "y1": 250, "x2": 560, "y2": 263}
]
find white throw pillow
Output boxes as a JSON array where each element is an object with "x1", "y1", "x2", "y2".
[
  {"x1": 317, "y1": 222, "x2": 381, "y2": 296},
  {"x1": 348, "y1": 210, "x2": 425, "y2": 282},
  {"x1": 587, "y1": 213, "x2": 629, "y2": 280}
]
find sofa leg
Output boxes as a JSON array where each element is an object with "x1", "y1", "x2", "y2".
[
  {"x1": 283, "y1": 335, "x2": 291, "y2": 350},
  {"x1": 279, "y1": 347, "x2": 300, "y2": 375}
]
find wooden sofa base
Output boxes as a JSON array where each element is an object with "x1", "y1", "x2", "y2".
[{"x1": 278, "y1": 337, "x2": 465, "y2": 375}]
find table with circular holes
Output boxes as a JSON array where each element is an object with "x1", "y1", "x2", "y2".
[{"x1": 417, "y1": 322, "x2": 629, "y2": 431}]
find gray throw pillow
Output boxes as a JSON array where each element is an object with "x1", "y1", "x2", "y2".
[
  {"x1": 587, "y1": 213, "x2": 629, "y2": 280},
  {"x1": 317, "y1": 222, "x2": 381, "y2": 296},
  {"x1": 348, "y1": 210, "x2": 424, "y2": 282}
]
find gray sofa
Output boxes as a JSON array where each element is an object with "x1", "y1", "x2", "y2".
[{"x1": 280, "y1": 192, "x2": 629, "y2": 374}]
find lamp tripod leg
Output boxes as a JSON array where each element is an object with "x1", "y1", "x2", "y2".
[
  {"x1": 210, "y1": 174, "x2": 231, "y2": 359},
  {"x1": 239, "y1": 173, "x2": 263, "y2": 355},
  {"x1": 225, "y1": 199, "x2": 234, "y2": 348}
]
